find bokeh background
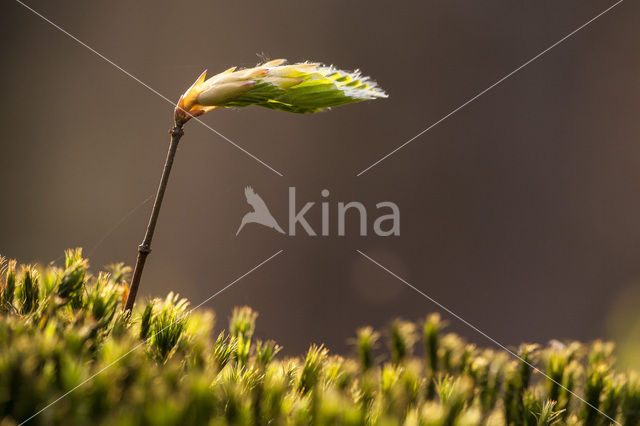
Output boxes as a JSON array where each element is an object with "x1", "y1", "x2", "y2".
[{"x1": 1, "y1": 0, "x2": 639, "y2": 363}]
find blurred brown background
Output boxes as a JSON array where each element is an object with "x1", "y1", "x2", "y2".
[{"x1": 1, "y1": 0, "x2": 639, "y2": 358}]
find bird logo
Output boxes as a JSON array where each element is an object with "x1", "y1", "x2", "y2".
[{"x1": 236, "y1": 186, "x2": 285, "y2": 236}]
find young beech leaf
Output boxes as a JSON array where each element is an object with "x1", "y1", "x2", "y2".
[{"x1": 175, "y1": 59, "x2": 387, "y2": 124}]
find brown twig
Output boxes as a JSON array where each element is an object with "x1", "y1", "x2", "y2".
[{"x1": 124, "y1": 123, "x2": 184, "y2": 312}]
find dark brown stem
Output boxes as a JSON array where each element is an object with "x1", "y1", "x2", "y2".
[{"x1": 124, "y1": 123, "x2": 184, "y2": 312}]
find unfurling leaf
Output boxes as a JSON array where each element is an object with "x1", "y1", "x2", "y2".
[{"x1": 175, "y1": 59, "x2": 387, "y2": 124}]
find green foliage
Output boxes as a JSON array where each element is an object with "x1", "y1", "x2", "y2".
[
  {"x1": 224, "y1": 69, "x2": 385, "y2": 114},
  {"x1": 0, "y1": 251, "x2": 638, "y2": 425},
  {"x1": 213, "y1": 62, "x2": 388, "y2": 114},
  {"x1": 298, "y1": 344, "x2": 328, "y2": 394},
  {"x1": 356, "y1": 326, "x2": 379, "y2": 371},
  {"x1": 533, "y1": 400, "x2": 564, "y2": 426},
  {"x1": 0, "y1": 257, "x2": 16, "y2": 313},
  {"x1": 424, "y1": 313, "x2": 441, "y2": 374},
  {"x1": 388, "y1": 319, "x2": 417, "y2": 365},
  {"x1": 623, "y1": 373, "x2": 640, "y2": 426},
  {"x1": 16, "y1": 266, "x2": 39, "y2": 314},
  {"x1": 149, "y1": 293, "x2": 190, "y2": 361}
]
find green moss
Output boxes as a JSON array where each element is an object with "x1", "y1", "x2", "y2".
[{"x1": 0, "y1": 250, "x2": 637, "y2": 425}]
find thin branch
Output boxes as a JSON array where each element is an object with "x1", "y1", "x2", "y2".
[{"x1": 124, "y1": 124, "x2": 184, "y2": 312}]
